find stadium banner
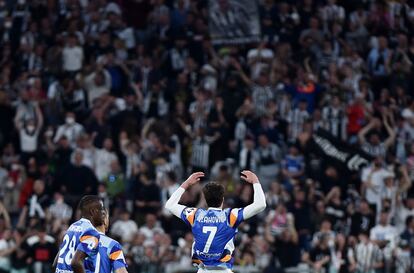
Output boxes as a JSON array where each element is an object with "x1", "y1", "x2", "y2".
[
  {"x1": 208, "y1": 0, "x2": 261, "y2": 45},
  {"x1": 311, "y1": 129, "x2": 373, "y2": 172}
]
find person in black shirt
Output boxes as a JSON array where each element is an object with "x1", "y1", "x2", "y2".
[
  {"x1": 134, "y1": 172, "x2": 161, "y2": 222},
  {"x1": 27, "y1": 226, "x2": 58, "y2": 273},
  {"x1": 289, "y1": 188, "x2": 312, "y2": 250},
  {"x1": 52, "y1": 136, "x2": 73, "y2": 173},
  {"x1": 350, "y1": 199, "x2": 375, "y2": 237},
  {"x1": 10, "y1": 228, "x2": 29, "y2": 273},
  {"x1": 265, "y1": 209, "x2": 301, "y2": 270},
  {"x1": 18, "y1": 179, "x2": 50, "y2": 228},
  {"x1": 55, "y1": 150, "x2": 98, "y2": 207},
  {"x1": 304, "y1": 234, "x2": 332, "y2": 273},
  {"x1": 324, "y1": 187, "x2": 347, "y2": 232}
]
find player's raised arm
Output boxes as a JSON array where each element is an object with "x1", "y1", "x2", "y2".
[
  {"x1": 240, "y1": 170, "x2": 266, "y2": 219},
  {"x1": 165, "y1": 172, "x2": 204, "y2": 218}
]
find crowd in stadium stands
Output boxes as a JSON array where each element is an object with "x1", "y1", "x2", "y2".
[{"x1": 0, "y1": 0, "x2": 414, "y2": 273}]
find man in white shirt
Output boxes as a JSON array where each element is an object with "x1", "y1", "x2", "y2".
[
  {"x1": 110, "y1": 210, "x2": 138, "y2": 243},
  {"x1": 139, "y1": 213, "x2": 165, "y2": 245},
  {"x1": 53, "y1": 112, "x2": 84, "y2": 148},
  {"x1": 395, "y1": 196, "x2": 414, "y2": 232},
  {"x1": 361, "y1": 157, "x2": 390, "y2": 214},
  {"x1": 246, "y1": 43, "x2": 274, "y2": 80},
  {"x1": 15, "y1": 103, "x2": 43, "y2": 155},
  {"x1": 370, "y1": 211, "x2": 399, "y2": 269},
  {"x1": 94, "y1": 138, "x2": 118, "y2": 181},
  {"x1": 83, "y1": 68, "x2": 112, "y2": 105},
  {"x1": 370, "y1": 211, "x2": 399, "y2": 247},
  {"x1": 62, "y1": 34, "x2": 83, "y2": 73}
]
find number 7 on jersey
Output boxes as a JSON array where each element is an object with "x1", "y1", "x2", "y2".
[{"x1": 202, "y1": 226, "x2": 217, "y2": 253}]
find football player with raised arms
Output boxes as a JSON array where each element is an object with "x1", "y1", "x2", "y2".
[{"x1": 165, "y1": 170, "x2": 266, "y2": 273}]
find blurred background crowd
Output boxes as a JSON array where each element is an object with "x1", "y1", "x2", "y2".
[{"x1": 0, "y1": 0, "x2": 413, "y2": 273}]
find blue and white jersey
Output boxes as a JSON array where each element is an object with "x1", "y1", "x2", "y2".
[
  {"x1": 56, "y1": 218, "x2": 100, "y2": 273},
  {"x1": 181, "y1": 207, "x2": 244, "y2": 269},
  {"x1": 85, "y1": 233, "x2": 127, "y2": 273}
]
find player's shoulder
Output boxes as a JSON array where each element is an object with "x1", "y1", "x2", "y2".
[
  {"x1": 75, "y1": 218, "x2": 100, "y2": 238},
  {"x1": 182, "y1": 207, "x2": 201, "y2": 217},
  {"x1": 99, "y1": 233, "x2": 121, "y2": 249},
  {"x1": 66, "y1": 218, "x2": 88, "y2": 233}
]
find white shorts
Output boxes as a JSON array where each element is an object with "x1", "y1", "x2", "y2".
[{"x1": 197, "y1": 269, "x2": 233, "y2": 273}]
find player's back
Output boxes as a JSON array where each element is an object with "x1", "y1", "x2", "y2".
[
  {"x1": 56, "y1": 218, "x2": 100, "y2": 273},
  {"x1": 185, "y1": 207, "x2": 244, "y2": 269},
  {"x1": 88, "y1": 233, "x2": 126, "y2": 273}
]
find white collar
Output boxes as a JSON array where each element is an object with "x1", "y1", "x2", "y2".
[
  {"x1": 81, "y1": 218, "x2": 92, "y2": 224},
  {"x1": 207, "y1": 207, "x2": 222, "y2": 211}
]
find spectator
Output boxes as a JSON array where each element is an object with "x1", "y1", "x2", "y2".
[
  {"x1": 62, "y1": 35, "x2": 83, "y2": 74},
  {"x1": 256, "y1": 134, "x2": 282, "y2": 190},
  {"x1": 53, "y1": 112, "x2": 84, "y2": 148},
  {"x1": 303, "y1": 234, "x2": 331, "y2": 273},
  {"x1": 18, "y1": 179, "x2": 49, "y2": 228},
  {"x1": 134, "y1": 172, "x2": 161, "y2": 218},
  {"x1": 361, "y1": 157, "x2": 390, "y2": 214},
  {"x1": 57, "y1": 150, "x2": 98, "y2": 206},
  {"x1": 139, "y1": 214, "x2": 165, "y2": 245},
  {"x1": 47, "y1": 192, "x2": 72, "y2": 234},
  {"x1": 26, "y1": 226, "x2": 57, "y2": 273},
  {"x1": 0, "y1": 229, "x2": 14, "y2": 273},
  {"x1": 95, "y1": 138, "x2": 118, "y2": 181},
  {"x1": 281, "y1": 144, "x2": 305, "y2": 188},
  {"x1": 83, "y1": 67, "x2": 112, "y2": 106},
  {"x1": 350, "y1": 199, "x2": 376, "y2": 237},
  {"x1": 352, "y1": 232, "x2": 384, "y2": 273},
  {"x1": 110, "y1": 210, "x2": 139, "y2": 244},
  {"x1": 14, "y1": 103, "x2": 43, "y2": 161},
  {"x1": 104, "y1": 159, "x2": 125, "y2": 199}
]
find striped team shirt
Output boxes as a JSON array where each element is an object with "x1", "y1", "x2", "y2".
[
  {"x1": 354, "y1": 242, "x2": 383, "y2": 273},
  {"x1": 191, "y1": 137, "x2": 212, "y2": 170},
  {"x1": 287, "y1": 108, "x2": 310, "y2": 140},
  {"x1": 252, "y1": 84, "x2": 274, "y2": 117},
  {"x1": 322, "y1": 106, "x2": 347, "y2": 140}
]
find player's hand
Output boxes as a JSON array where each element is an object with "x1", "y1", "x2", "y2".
[
  {"x1": 181, "y1": 172, "x2": 204, "y2": 189},
  {"x1": 241, "y1": 170, "x2": 259, "y2": 184}
]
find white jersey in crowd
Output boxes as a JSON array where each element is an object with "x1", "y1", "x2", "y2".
[
  {"x1": 354, "y1": 241, "x2": 383, "y2": 273},
  {"x1": 287, "y1": 108, "x2": 309, "y2": 140},
  {"x1": 322, "y1": 105, "x2": 347, "y2": 140},
  {"x1": 361, "y1": 166, "x2": 390, "y2": 206}
]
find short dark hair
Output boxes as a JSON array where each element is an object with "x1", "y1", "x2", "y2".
[
  {"x1": 203, "y1": 182, "x2": 224, "y2": 208},
  {"x1": 78, "y1": 195, "x2": 102, "y2": 213},
  {"x1": 406, "y1": 215, "x2": 414, "y2": 227}
]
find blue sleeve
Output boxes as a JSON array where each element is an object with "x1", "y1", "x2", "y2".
[
  {"x1": 76, "y1": 228, "x2": 100, "y2": 257},
  {"x1": 109, "y1": 242, "x2": 127, "y2": 270},
  {"x1": 180, "y1": 207, "x2": 198, "y2": 226}
]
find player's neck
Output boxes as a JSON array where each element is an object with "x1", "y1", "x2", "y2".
[{"x1": 96, "y1": 226, "x2": 106, "y2": 233}]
